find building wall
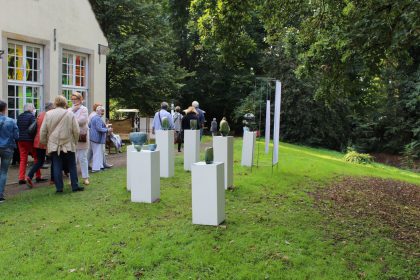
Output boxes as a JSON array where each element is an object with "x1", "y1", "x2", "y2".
[{"x1": 0, "y1": 0, "x2": 108, "y2": 113}]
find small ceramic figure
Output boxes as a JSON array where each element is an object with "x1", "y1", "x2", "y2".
[
  {"x1": 205, "y1": 147, "x2": 214, "y2": 164},
  {"x1": 219, "y1": 117, "x2": 230, "y2": 136}
]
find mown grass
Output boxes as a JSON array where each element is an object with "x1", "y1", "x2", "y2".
[{"x1": 0, "y1": 138, "x2": 419, "y2": 279}]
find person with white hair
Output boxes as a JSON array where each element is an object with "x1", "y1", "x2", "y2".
[
  {"x1": 89, "y1": 106, "x2": 112, "y2": 172},
  {"x1": 192, "y1": 101, "x2": 205, "y2": 139},
  {"x1": 152, "y1": 102, "x2": 174, "y2": 133},
  {"x1": 16, "y1": 103, "x2": 45, "y2": 184}
]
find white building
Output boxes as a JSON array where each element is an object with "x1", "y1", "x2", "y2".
[{"x1": 0, "y1": 0, "x2": 108, "y2": 118}]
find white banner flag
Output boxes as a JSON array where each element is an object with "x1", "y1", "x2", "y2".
[
  {"x1": 265, "y1": 100, "x2": 271, "y2": 154},
  {"x1": 273, "y1": 81, "x2": 281, "y2": 164}
]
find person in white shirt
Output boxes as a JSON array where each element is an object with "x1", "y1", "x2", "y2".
[{"x1": 152, "y1": 102, "x2": 174, "y2": 133}]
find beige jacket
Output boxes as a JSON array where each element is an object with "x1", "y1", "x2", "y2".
[{"x1": 40, "y1": 107, "x2": 80, "y2": 154}]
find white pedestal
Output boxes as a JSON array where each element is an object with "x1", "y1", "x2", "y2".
[
  {"x1": 213, "y1": 136, "x2": 234, "y2": 189},
  {"x1": 184, "y1": 130, "x2": 200, "y2": 171},
  {"x1": 241, "y1": 131, "x2": 256, "y2": 167},
  {"x1": 126, "y1": 144, "x2": 135, "y2": 191},
  {"x1": 191, "y1": 162, "x2": 225, "y2": 226},
  {"x1": 156, "y1": 130, "x2": 175, "y2": 178},
  {"x1": 130, "y1": 150, "x2": 160, "y2": 203}
]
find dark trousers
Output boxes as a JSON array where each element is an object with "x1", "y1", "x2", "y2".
[
  {"x1": 51, "y1": 151, "x2": 79, "y2": 191},
  {"x1": 27, "y1": 148, "x2": 46, "y2": 180}
]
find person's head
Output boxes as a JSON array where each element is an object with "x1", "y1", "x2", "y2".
[
  {"x1": 213, "y1": 118, "x2": 216, "y2": 121},
  {"x1": 161, "y1": 102, "x2": 169, "y2": 110},
  {"x1": 192, "y1": 101, "x2": 199, "y2": 108},
  {"x1": 184, "y1": 106, "x2": 197, "y2": 115},
  {"x1": 71, "y1": 91, "x2": 83, "y2": 106},
  {"x1": 96, "y1": 105, "x2": 105, "y2": 116},
  {"x1": 24, "y1": 103, "x2": 35, "y2": 113},
  {"x1": 0, "y1": 100, "x2": 7, "y2": 114},
  {"x1": 44, "y1": 102, "x2": 54, "y2": 112},
  {"x1": 92, "y1": 103, "x2": 102, "y2": 112},
  {"x1": 222, "y1": 117, "x2": 226, "y2": 120},
  {"x1": 175, "y1": 106, "x2": 181, "y2": 113},
  {"x1": 54, "y1": 95, "x2": 68, "y2": 108}
]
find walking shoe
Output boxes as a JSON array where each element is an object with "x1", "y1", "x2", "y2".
[
  {"x1": 83, "y1": 179, "x2": 90, "y2": 185},
  {"x1": 18, "y1": 180, "x2": 26, "y2": 185},
  {"x1": 25, "y1": 177, "x2": 34, "y2": 188},
  {"x1": 72, "y1": 187, "x2": 85, "y2": 192},
  {"x1": 55, "y1": 190, "x2": 63, "y2": 194},
  {"x1": 0, "y1": 197, "x2": 5, "y2": 203},
  {"x1": 104, "y1": 164, "x2": 113, "y2": 169},
  {"x1": 35, "y1": 178, "x2": 48, "y2": 183}
]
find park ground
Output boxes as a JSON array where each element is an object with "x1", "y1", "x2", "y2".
[{"x1": 0, "y1": 137, "x2": 419, "y2": 279}]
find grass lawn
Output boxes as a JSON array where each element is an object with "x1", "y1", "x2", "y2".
[{"x1": 1, "y1": 137, "x2": 419, "y2": 279}]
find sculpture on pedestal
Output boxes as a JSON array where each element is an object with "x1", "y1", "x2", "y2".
[
  {"x1": 190, "y1": 119, "x2": 198, "y2": 130},
  {"x1": 161, "y1": 117, "x2": 170, "y2": 130},
  {"x1": 129, "y1": 132, "x2": 148, "y2": 152},
  {"x1": 219, "y1": 117, "x2": 230, "y2": 136},
  {"x1": 205, "y1": 147, "x2": 214, "y2": 164}
]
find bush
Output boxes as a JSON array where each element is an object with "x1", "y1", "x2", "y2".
[
  {"x1": 344, "y1": 150, "x2": 373, "y2": 164},
  {"x1": 401, "y1": 141, "x2": 420, "y2": 170}
]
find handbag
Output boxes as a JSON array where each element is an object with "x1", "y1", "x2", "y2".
[
  {"x1": 27, "y1": 120, "x2": 37, "y2": 138},
  {"x1": 79, "y1": 133, "x2": 87, "y2": 142}
]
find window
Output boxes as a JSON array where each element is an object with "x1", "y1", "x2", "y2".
[
  {"x1": 62, "y1": 51, "x2": 88, "y2": 106},
  {"x1": 7, "y1": 41, "x2": 43, "y2": 119}
]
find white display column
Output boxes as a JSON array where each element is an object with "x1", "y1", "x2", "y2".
[
  {"x1": 131, "y1": 150, "x2": 160, "y2": 203},
  {"x1": 241, "y1": 131, "x2": 256, "y2": 167},
  {"x1": 191, "y1": 162, "x2": 225, "y2": 226},
  {"x1": 184, "y1": 130, "x2": 200, "y2": 171},
  {"x1": 126, "y1": 144, "x2": 135, "y2": 191},
  {"x1": 213, "y1": 136, "x2": 234, "y2": 189},
  {"x1": 156, "y1": 130, "x2": 175, "y2": 178}
]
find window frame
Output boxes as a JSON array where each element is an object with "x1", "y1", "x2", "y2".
[
  {"x1": 6, "y1": 40, "x2": 44, "y2": 119},
  {"x1": 61, "y1": 50, "x2": 89, "y2": 106}
]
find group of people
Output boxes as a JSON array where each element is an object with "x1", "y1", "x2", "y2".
[
  {"x1": 0, "y1": 92, "x2": 114, "y2": 202},
  {"x1": 152, "y1": 100, "x2": 208, "y2": 152}
]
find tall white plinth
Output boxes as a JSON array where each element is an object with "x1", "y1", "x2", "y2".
[
  {"x1": 241, "y1": 131, "x2": 256, "y2": 167},
  {"x1": 131, "y1": 150, "x2": 160, "y2": 203},
  {"x1": 126, "y1": 144, "x2": 135, "y2": 191},
  {"x1": 184, "y1": 130, "x2": 200, "y2": 171},
  {"x1": 156, "y1": 130, "x2": 175, "y2": 178},
  {"x1": 191, "y1": 162, "x2": 225, "y2": 226},
  {"x1": 213, "y1": 136, "x2": 234, "y2": 189}
]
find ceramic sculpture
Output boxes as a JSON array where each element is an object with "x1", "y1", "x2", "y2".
[
  {"x1": 129, "y1": 132, "x2": 148, "y2": 146},
  {"x1": 219, "y1": 118, "x2": 230, "y2": 136},
  {"x1": 205, "y1": 147, "x2": 214, "y2": 164},
  {"x1": 190, "y1": 119, "x2": 198, "y2": 130},
  {"x1": 161, "y1": 117, "x2": 170, "y2": 130}
]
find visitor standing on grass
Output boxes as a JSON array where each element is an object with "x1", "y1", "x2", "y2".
[
  {"x1": 40, "y1": 95, "x2": 84, "y2": 193},
  {"x1": 173, "y1": 106, "x2": 183, "y2": 152},
  {"x1": 69, "y1": 92, "x2": 90, "y2": 185},
  {"x1": 16, "y1": 103, "x2": 43, "y2": 184},
  {"x1": 89, "y1": 106, "x2": 112, "y2": 173},
  {"x1": 152, "y1": 102, "x2": 174, "y2": 133},
  {"x1": 26, "y1": 102, "x2": 54, "y2": 188},
  {"x1": 210, "y1": 118, "x2": 217, "y2": 136},
  {"x1": 192, "y1": 101, "x2": 205, "y2": 139},
  {"x1": 0, "y1": 100, "x2": 19, "y2": 203}
]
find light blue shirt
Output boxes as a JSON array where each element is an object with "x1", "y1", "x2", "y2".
[{"x1": 152, "y1": 109, "x2": 174, "y2": 131}]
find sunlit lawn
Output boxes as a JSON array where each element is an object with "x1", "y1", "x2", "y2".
[{"x1": 0, "y1": 137, "x2": 419, "y2": 279}]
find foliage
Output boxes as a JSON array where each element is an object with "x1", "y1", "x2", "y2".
[
  {"x1": 344, "y1": 149, "x2": 374, "y2": 164},
  {"x1": 89, "y1": 0, "x2": 189, "y2": 115},
  {"x1": 401, "y1": 141, "x2": 420, "y2": 170}
]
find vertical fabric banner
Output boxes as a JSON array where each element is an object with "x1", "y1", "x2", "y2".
[
  {"x1": 265, "y1": 100, "x2": 271, "y2": 154},
  {"x1": 273, "y1": 81, "x2": 281, "y2": 164}
]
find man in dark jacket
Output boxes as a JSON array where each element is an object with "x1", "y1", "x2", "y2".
[
  {"x1": 0, "y1": 100, "x2": 19, "y2": 202},
  {"x1": 16, "y1": 103, "x2": 44, "y2": 184}
]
